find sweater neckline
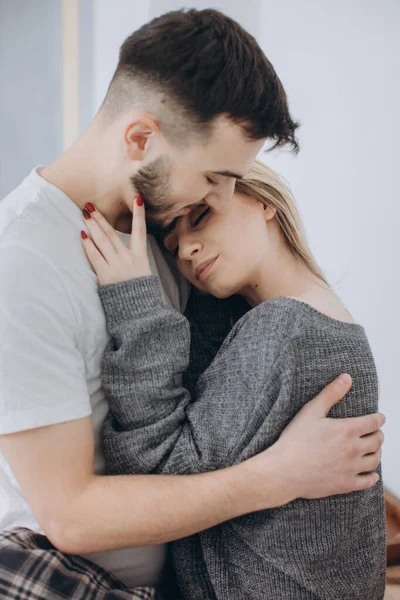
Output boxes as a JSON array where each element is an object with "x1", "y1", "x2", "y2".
[{"x1": 266, "y1": 296, "x2": 365, "y2": 334}]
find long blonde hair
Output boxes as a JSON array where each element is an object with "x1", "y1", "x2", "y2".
[{"x1": 234, "y1": 160, "x2": 329, "y2": 287}]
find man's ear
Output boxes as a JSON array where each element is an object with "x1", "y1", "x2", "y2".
[
  {"x1": 263, "y1": 203, "x2": 277, "y2": 221},
  {"x1": 124, "y1": 117, "x2": 159, "y2": 161}
]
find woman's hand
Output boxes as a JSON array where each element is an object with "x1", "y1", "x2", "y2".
[{"x1": 80, "y1": 195, "x2": 152, "y2": 285}]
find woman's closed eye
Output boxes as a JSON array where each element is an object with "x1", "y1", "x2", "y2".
[
  {"x1": 165, "y1": 207, "x2": 211, "y2": 257},
  {"x1": 192, "y1": 207, "x2": 211, "y2": 227}
]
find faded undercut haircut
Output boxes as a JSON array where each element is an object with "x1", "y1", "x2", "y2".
[{"x1": 101, "y1": 8, "x2": 299, "y2": 151}]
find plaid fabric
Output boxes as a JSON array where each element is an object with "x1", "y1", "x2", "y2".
[{"x1": 0, "y1": 528, "x2": 157, "y2": 600}]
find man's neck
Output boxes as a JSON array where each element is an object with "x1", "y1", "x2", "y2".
[{"x1": 40, "y1": 126, "x2": 133, "y2": 230}]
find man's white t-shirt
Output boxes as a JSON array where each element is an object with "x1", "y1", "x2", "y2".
[{"x1": 0, "y1": 167, "x2": 189, "y2": 587}]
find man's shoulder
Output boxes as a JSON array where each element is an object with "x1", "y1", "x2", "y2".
[
  {"x1": 0, "y1": 174, "x2": 90, "y2": 283},
  {"x1": 2, "y1": 178, "x2": 66, "y2": 239}
]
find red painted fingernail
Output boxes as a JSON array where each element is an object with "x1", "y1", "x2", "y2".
[
  {"x1": 81, "y1": 230, "x2": 88, "y2": 239},
  {"x1": 83, "y1": 209, "x2": 91, "y2": 219},
  {"x1": 137, "y1": 193, "x2": 143, "y2": 207},
  {"x1": 85, "y1": 202, "x2": 95, "y2": 213}
]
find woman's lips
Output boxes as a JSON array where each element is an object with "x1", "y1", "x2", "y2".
[{"x1": 196, "y1": 256, "x2": 219, "y2": 281}]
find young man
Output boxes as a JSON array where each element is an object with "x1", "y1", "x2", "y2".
[{"x1": 0, "y1": 9, "x2": 384, "y2": 599}]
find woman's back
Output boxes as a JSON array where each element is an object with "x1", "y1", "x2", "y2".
[{"x1": 173, "y1": 297, "x2": 386, "y2": 599}]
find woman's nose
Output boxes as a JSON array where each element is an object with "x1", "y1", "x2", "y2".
[{"x1": 179, "y1": 237, "x2": 203, "y2": 261}]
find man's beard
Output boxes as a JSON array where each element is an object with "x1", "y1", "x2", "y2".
[{"x1": 131, "y1": 156, "x2": 175, "y2": 236}]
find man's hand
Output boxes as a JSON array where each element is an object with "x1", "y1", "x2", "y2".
[{"x1": 240, "y1": 374, "x2": 384, "y2": 511}]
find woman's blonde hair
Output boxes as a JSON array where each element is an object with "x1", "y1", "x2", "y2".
[{"x1": 234, "y1": 160, "x2": 329, "y2": 286}]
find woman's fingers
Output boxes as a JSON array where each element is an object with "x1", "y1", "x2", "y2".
[
  {"x1": 81, "y1": 231, "x2": 108, "y2": 280},
  {"x1": 81, "y1": 198, "x2": 152, "y2": 283},
  {"x1": 129, "y1": 193, "x2": 148, "y2": 255},
  {"x1": 83, "y1": 216, "x2": 119, "y2": 264},
  {"x1": 83, "y1": 203, "x2": 125, "y2": 254}
]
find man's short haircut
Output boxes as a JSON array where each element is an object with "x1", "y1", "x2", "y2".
[{"x1": 103, "y1": 9, "x2": 299, "y2": 152}]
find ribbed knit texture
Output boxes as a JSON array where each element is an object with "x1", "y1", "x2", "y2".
[{"x1": 99, "y1": 276, "x2": 386, "y2": 600}]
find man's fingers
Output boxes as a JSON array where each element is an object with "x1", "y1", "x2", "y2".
[
  {"x1": 130, "y1": 193, "x2": 148, "y2": 255},
  {"x1": 359, "y1": 429, "x2": 384, "y2": 455},
  {"x1": 81, "y1": 232, "x2": 107, "y2": 277},
  {"x1": 343, "y1": 412, "x2": 386, "y2": 437},
  {"x1": 302, "y1": 374, "x2": 353, "y2": 418},
  {"x1": 359, "y1": 449, "x2": 382, "y2": 472},
  {"x1": 353, "y1": 471, "x2": 380, "y2": 492}
]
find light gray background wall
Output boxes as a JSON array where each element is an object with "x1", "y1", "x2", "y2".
[
  {"x1": 0, "y1": 0, "x2": 63, "y2": 198},
  {"x1": 79, "y1": 0, "x2": 93, "y2": 133}
]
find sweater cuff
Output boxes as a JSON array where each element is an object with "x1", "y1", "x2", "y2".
[{"x1": 99, "y1": 276, "x2": 165, "y2": 326}]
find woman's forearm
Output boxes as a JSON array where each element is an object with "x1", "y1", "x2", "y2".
[{"x1": 99, "y1": 276, "x2": 198, "y2": 474}]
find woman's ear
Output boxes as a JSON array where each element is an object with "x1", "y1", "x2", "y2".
[
  {"x1": 124, "y1": 117, "x2": 159, "y2": 161},
  {"x1": 263, "y1": 203, "x2": 277, "y2": 222}
]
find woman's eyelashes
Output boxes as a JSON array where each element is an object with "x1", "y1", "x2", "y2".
[
  {"x1": 193, "y1": 207, "x2": 211, "y2": 227},
  {"x1": 170, "y1": 207, "x2": 211, "y2": 258},
  {"x1": 206, "y1": 176, "x2": 218, "y2": 187}
]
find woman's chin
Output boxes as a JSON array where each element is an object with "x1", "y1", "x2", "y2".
[{"x1": 197, "y1": 281, "x2": 236, "y2": 300}]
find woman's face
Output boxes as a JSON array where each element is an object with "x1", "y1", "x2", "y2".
[{"x1": 163, "y1": 192, "x2": 275, "y2": 298}]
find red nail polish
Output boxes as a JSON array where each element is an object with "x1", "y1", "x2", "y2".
[
  {"x1": 85, "y1": 202, "x2": 95, "y2": 213},
  {"x1": 81, "y1": 230, "x2": 88, "y2": 239},
  {"x1": 137, "y1": 194, "x2": 143, "y2": 207},
  {"x1": 83, "y1": 209, "x2": 91, "y2": 219}
]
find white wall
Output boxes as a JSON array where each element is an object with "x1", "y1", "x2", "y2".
[
  {"x1": 90, "y1": 0, "x2": 261, "y2": 113},
  {"x1": 254, "y1": 0, "x2": 400, "y2": 494},
  {"x1": 92, "y1": 0, "x2": 151, "y2": 114},
  {"x1": 0, "y1": 0, "x2": 63, "y2": 197},
  {"x1": 87, "y1": 0, "x2": 400, "y2": 493}
]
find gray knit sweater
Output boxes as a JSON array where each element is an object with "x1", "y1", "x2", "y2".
[{"x1": 99, "y1": 276, "x2": 386, "y2": 600}]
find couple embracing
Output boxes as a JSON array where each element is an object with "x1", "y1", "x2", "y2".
[{"x1": 0, "y1": 8, "x2": 386, "y2": 600}]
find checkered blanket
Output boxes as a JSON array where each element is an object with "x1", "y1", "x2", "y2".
[{"x1": 0, "y1": 528, "x2": 157, "y2": 599}]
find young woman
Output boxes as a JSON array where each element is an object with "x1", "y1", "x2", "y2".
[{"x1": 81, "y1": 160, "x2": 386, "y2": 599}]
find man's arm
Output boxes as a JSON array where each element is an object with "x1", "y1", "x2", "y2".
[
  {"x1": 0, "y1": 379, "x2": 384, "y2": 556},
  {"x1": 0, "y1": 249, "x2": 384, "y2": 557}
]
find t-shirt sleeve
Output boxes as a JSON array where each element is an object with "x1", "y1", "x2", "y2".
[{"x1": 0, "y1": 246, "x2": 91, "y2": 434}]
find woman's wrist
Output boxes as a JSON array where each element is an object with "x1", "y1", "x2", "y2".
[{"x1": 99, "y1": 275, "x2": 165, "y2": 327}]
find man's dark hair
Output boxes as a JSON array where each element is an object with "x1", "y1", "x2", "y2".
[{"x1": 104, "y1": 8, "x2": 299, "y2": 153}]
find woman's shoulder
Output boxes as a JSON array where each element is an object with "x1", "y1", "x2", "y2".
[
  {"x1": 233, "y1": 297, "x2": 307, "y2": 339},
  {"x1": 230, "y1": 296, "x2": 368, "y2": 357},
  {"x1": 225, "y1": 298, "x2": 306, "y2": 364}
]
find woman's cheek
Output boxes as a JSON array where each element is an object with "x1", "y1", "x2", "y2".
[{"x1": 178, "y1": 262, "x2": 195, "y2": 286}]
